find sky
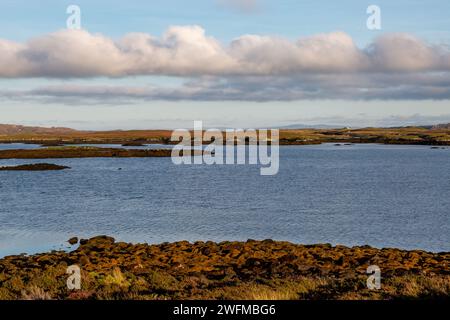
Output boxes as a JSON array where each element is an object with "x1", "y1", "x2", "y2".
[{"x1": 0, "y1": 0, "x2": 449, "y2": 129}]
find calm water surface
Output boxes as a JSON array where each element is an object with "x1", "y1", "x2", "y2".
[{"x1": 0, "y1": 143, "x2": 449, "y2": 256}]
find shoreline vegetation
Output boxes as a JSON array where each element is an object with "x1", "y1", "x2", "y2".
[
  {"x1": 0, "y1": 125, "x2": 449, "y2": 146},
  {"x1": 0, "y1": 236, "x2": 448, "y2": 300}
]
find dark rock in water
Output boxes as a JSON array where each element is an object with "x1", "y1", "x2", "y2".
[
  {"x1": 431, "y1": 147, "x2": 440, "y2": 149},
  {"x1": 67, "y1": 237, "x2": 78, "y2": 245},
  {"x1": 0, "y1": 163, "x2": 70, "y2": 171},
  {"x1": 40, "y1": 141, "x2": 64, "y2": 147},
  {"x1": 334, "y1": 144, "x2": 342, "y2": 146}
]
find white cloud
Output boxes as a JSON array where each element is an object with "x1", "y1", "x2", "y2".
[
  {"x1": 0, "y1": 27, "x2": 449, "y2": 78},
  {"x1": 230, "y1": 32, "x2": 368, "y2": 73},
  {"x1": 1, "y1": 26, "x2": 450, "y2": 101},
  {"x1": 0, "y1": 26, "x2": 236, "y2": 77},
  {"x1": 367, "y1": 33, "x2": 450, "y2": 72}
]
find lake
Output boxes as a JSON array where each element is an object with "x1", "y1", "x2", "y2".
[{"x1": 0, "y1": 143, "x2": 449, "y2": 256}]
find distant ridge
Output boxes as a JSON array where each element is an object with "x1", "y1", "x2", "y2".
[
  {"x1": 0, "y1": 124, "x2": 78, "y2": 135},
  {"x1": 431, "y1": 123, "x2": 450, "y2": 130},
  {"x1": 0, "y1": 123, "x2": 449, "y2": 134},
  {"x1": 277, "y1": 124, "x2": 347, "y2": 129}
]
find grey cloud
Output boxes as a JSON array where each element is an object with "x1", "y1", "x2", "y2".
[{"x1": 3, "y1": 70, "x2": 450, "y2": 104}]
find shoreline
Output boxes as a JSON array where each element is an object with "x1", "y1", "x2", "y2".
[
  {"x1": 0, "y1": 142, "x2": 447, "y2": 161},
  {"x1": 1, "y1": 127, "x2": 449, "y2": 147},
  {"x1": 0, "y1": 236, "x2": 448, "y2": 300},
  {"x1": 1, "y1": 139, "x2": 449, "y2": 147}
]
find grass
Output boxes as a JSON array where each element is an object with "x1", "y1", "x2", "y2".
[{"x1": 1, "y1": 267, "x2": 448, "y2": 300}]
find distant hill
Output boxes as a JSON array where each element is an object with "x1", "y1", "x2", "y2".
[
  {"x1": 278, "y1": 124, "x2": 346, "y2": 129},
  {"x1": 0, "y1": 124, "x2": 78, "y2": 135},
  {"x1": 431, "y1": 123, "x2": 450, "y2": 130},
  {"x1": 0, "y1": 123, "x2": 449, "y2": 136}
]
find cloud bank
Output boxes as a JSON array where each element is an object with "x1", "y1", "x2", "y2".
[
  {"x1": 1, "y1": 27, "x2": 450, "y2": 77},
  {"x1": 1, "y1": 26, "x2": 450, "y2": 101}
]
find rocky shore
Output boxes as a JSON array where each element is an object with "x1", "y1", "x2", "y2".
[{"x1": 0, "y1": 236, "x2": 448, "y2": 300}]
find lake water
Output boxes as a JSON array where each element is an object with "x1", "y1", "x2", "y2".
[{"x1": 0, "y1": 143, "x2": 449, "y2": 256}]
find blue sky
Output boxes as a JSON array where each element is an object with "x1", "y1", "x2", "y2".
[
  {"x1": 0, "y1": 0, "x2": 450, "y2": 129},
  {"x1": 2, "y1": 0, "x2": 450, "y2": 44}
]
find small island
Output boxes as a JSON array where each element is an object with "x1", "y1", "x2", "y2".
[
  {"x1": 0, "y1": 146, "x2": 174, "y2": 159},
  {"x1": 0, "y1": 163, "x2": 70, "y2": 171}
]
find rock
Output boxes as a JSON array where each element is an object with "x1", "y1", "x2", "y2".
[
  {"x1": 78, "y1": 236, "x2": 115, "y2": 252},
  {"x1": 40, "y1": 141, "x2": 64, "y2": 147},
  {"x1": 67, "y1": 237, "x2": 78, "y2": 245},
  {"x1": 122, "y1": 142, "x2": 145, "y2": 146}
]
